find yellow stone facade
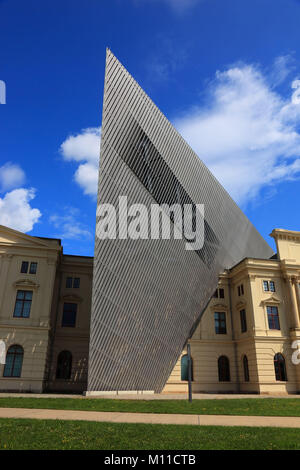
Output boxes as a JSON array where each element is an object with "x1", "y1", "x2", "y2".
[{"x1": 1, "y1": 224, "x2": 300, "y2": 394}]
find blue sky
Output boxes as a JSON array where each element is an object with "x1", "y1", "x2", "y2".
[{"x1": 1, "y1": 0, "x2": 300, "y2": 255}]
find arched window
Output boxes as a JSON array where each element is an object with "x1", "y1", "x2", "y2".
[
  {"x1": 181, "y1": 354, "x2": 193, "y2": 381},
  {"x1": 218, "y1": 355, "x2": 230, "y2": 382},
  {"x1": 56, "y1": 351, "x2": 72, "y2": 380},
  {"x1": 274, "y1": 353, "x2": 287, "y2": 381},
  {"x1": 3, "y1": 345, "x2": 24, "y2": 377},
  {"x1": 243, "y1": 355, "x2": 250, "y2": 382}
]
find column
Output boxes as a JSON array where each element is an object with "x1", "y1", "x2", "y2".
[
  {"x1": 294, "y1": 278, "x2": 300, "y2": 322},
  {"x1": 287, "y1": 276, "x2": 300, "y2": 329}
]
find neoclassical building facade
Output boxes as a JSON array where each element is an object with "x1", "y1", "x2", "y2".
[{"x1": 0, "y1": 224, "x2": 300, "y2": 394}]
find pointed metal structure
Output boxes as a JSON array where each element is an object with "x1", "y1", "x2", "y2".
[{"x1": 87, "y1": 49, "x2": 273, "y2": 393}]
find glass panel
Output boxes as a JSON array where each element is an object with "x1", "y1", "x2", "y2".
[
  {"x1": 13, "y1": 301, "x2": 23, "y2": 317},
  {"x1": 66, "y1": 277, "x2": 73, "y2": 288},
  {"x1": 73, "y1": 278, "x2": 80, "y2": 289},
  {"x1": 270, "y1": 281, "x2": 275, "y2": 292},
  {"x1": 16, "y1": 290, "x2": 25, "y2": 300},
  {"x1": 3, "y1": 355, "x2": 13, "y2": 377},
  {"x1": 21, "y1": 262, "x2": 28, "y2": 274},
  {"x1": 22, "y1": 301, "x2": 31, "y2": 318},
  {"x1": 29, "y1": 262, "x2": 37, "y2": 274},
  {"x1": 263, "y1": 281, "x2": 269, "y2": 291},
  {"x1": 24, "y1": 291, "x2": 32, "y2": 300}
]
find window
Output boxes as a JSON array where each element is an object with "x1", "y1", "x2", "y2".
[
  {"x1": 56, "y1": 351, "x2": 72, "y2": 379},
  {"x1": 267, "y1": 306, "x2": 280, "y2": 330},
  {"x1": 240, "y1": 309, "x2": 247, "y2": 333},
  {"x1": 274, "y1": 353, "x2": 287, "y2": 381},
  {"x1": 20, "y1": 261, "x2": 29, "y2": 273},
  {"x1": 66, "y1": 277, "x2": 80, "y2": 289},
  {"x1": 62, "y1": 303, "x2": 77, "y2": 327},
  {"x1": 73, "y1": 278, "x2": 80, "y2": 289},
  {"x1": 243, "y1": 355, "x2": 250, "y2": 382},
  {"x1": 263, "y1": 280, "x2": 276, "y2": 292},
  {"x1": 13, "y1": 290, "x2": 32, "y2": 318},
  {"x1": 3, "y1": 345, "x2": 24, "y2": 377},
  {"x1": 29, "y1": 262, "x2": 37, "y2": 274},
  {"x1": 181, "y1": 354, "x2": 193, "y2": 381},
  {"x1": 213, "y1": 288, "x2": 224, "y2": 299},
  {"x1": 218, "y1": 356, "x2": 230, "y2": 382},
  {"x1": 214, "y1": 312, "x2": 226, "y2": 334},
  {"x1": 270, "y1": 281, "x2": 276, "y2": 292},
  {"x1": 238, "y1": 284, "x2": 244, "y2": 296}
]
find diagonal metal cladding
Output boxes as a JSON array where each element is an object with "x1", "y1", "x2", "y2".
[{"x1": 87, "y1": 49, "x2": 274, "y2": 393}]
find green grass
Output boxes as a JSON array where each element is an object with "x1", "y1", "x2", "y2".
[
  {"x1": 0, "y1": 418, "x2": 300, "y2": 449},
  {"x1": 0, "y1": 396, "x2": 300, "y2": 416}
]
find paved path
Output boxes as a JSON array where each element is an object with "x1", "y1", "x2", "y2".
[
  {"x1": 1, "y1": 392, "x2": 300, "y2": 400},
  {"x1": 0, "y1": 407, "x2": 300, "y2": 428}
]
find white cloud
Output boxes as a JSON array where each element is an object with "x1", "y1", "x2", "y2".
[
  {"x1": 0, "y1": 162, "x2": 25, "y2": 192},
  {"x1": 0, "y1": 188, "x2": 41, "y2": 232},
  {"x1": 49, "y1": 208, "x2": 92, "y2": 240},
  {"x1": 60, "y1": 127, "x2": 100, "y2": 197},
  {"x1": 174, "y1": 57, "x2": 300, "y2": 205}
]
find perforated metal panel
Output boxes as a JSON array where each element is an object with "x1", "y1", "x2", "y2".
[{"x1": 87, "y1": 49, "x2": 273, "y2": 392}]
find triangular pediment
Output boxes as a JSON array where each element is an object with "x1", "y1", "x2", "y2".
[
  {"x1": 261, "y1": 295, "x2": 281, "y2": 305},
  {"x1": 0, "y1": 224, "x2": 60, "y2": 250}
]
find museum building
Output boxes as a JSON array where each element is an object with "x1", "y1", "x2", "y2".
[{"x1": 0, "y1": 224, "x2": 300, "y2": 395}]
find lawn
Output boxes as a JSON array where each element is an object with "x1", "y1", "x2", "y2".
[
  {"x1": 0, "y1": 418, "x2": 299, "y2": 450},
  {"x1": 0, "y1": 396, "x2": 300, "y2": 416}
]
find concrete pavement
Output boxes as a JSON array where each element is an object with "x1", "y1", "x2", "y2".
[
  {"x1": 1, "y1": 392, "x2": 300, "y2": 400},
  {"x1": 0, "y1": 407, "x2": 300, "y2": 428}
]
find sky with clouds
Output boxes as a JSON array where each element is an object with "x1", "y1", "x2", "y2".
[{"x1": 1, "y1": 0, "x2": 300, "y2": 255}]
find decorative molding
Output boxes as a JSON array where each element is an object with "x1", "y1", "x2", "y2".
[
  {"x1": 260, "y1": 295, "x2": 281, "y2": 306},
  {"x1": 210, "y1": 302, "x2": 228, "y2": 312},
  {"x1": 236, "y1": 300, "x2": 246, "y2": 310},
  {"x1": 60, "y1": 294, "x2": 83, "y2": 303},
  {"x1": 13, "y1": 279, "x2": 40, "y2": 290}
]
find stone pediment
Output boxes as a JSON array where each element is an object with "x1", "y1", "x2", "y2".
[
  {"x1": 236, "y1": 300, "x2": 246, "y2": 310},
  {"x1": 210, "y1": 302, "x2": 228, "y2": 312},
  {"x1": 61, "y1": 294, "x2": 83, "y2": 303},
  {"x1": 260, "y1": 295, "x2": 281, "y2": 306},
  {"x1": 0, "y1": 224, "x2": 60, "y2": 250},
  {"x1": 13, "y1": 279, "x2": 40, "y2": 290}
]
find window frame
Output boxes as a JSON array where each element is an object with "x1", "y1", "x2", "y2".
[
  {"x1": 218, "y1": 355, "x2": 230, "y2": 382},
  {"x1": 274, "y1": 353, "x2": 287, "y2": 381},
  {"x1": 61, "y1": 302, "x2": 77, "y2": 327},
  {"x1": 267, "y1": 305, "x2": 280, "y2": 330},
  {"x1": 240, "y1": 309, "x2": 247, "y2": 333},
  {"x1": 3, "y1": 345, "x2": 24, "y2": 378},
  {"x1": 13, "y1": 290, "x2": 33, "y2": 318},
  {"x1": 20, "y1": 261, "x2": 29, "y2": 274},
  {"x1": 214, "y1": 311, "x2": 227, "y2": 335},
  {"x1": 29, "y1": 262, "x2": 37, "y2": 274}
]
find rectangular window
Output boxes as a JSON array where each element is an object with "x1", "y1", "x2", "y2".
[
  {"x1": 66, "y1": 277, "x2": 73, "y2": 288},
  {"x1": 214, "y1": 312, "x2": 227, "y2": 334},
  {"x1": 267, "y1": 306, "x2": 280, "y2": 330},
  {"x1": 73, "y1": 278, "x2": 80, "y2": 289},
  {"x1": 20, "y1": 261, "x2": 29, "y2": 274},
  {"x1": 240, "y1": 309, "x2": 247, "y2": 333},
  {"x1": 263, "y1": 280, "x2": 269, "y2": 292},
  {"x1": 62, "y1": 303, "x2": 77, "y2": 327},
  {"x1": 238, "y1": 284, "x2": 244, "y2": 296},
  {"x1": 219, "y1": 288, "x2": 224, "y2": 299},
  {"x1": 269, "y1": 281, "x2": 276, "y2": 292},
  {"x1": 29, "y1": 262, "x2": 37, "y2": 274},
  {"x1": 13, "y1": 290, "x2": 33, "y2": 318}
]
